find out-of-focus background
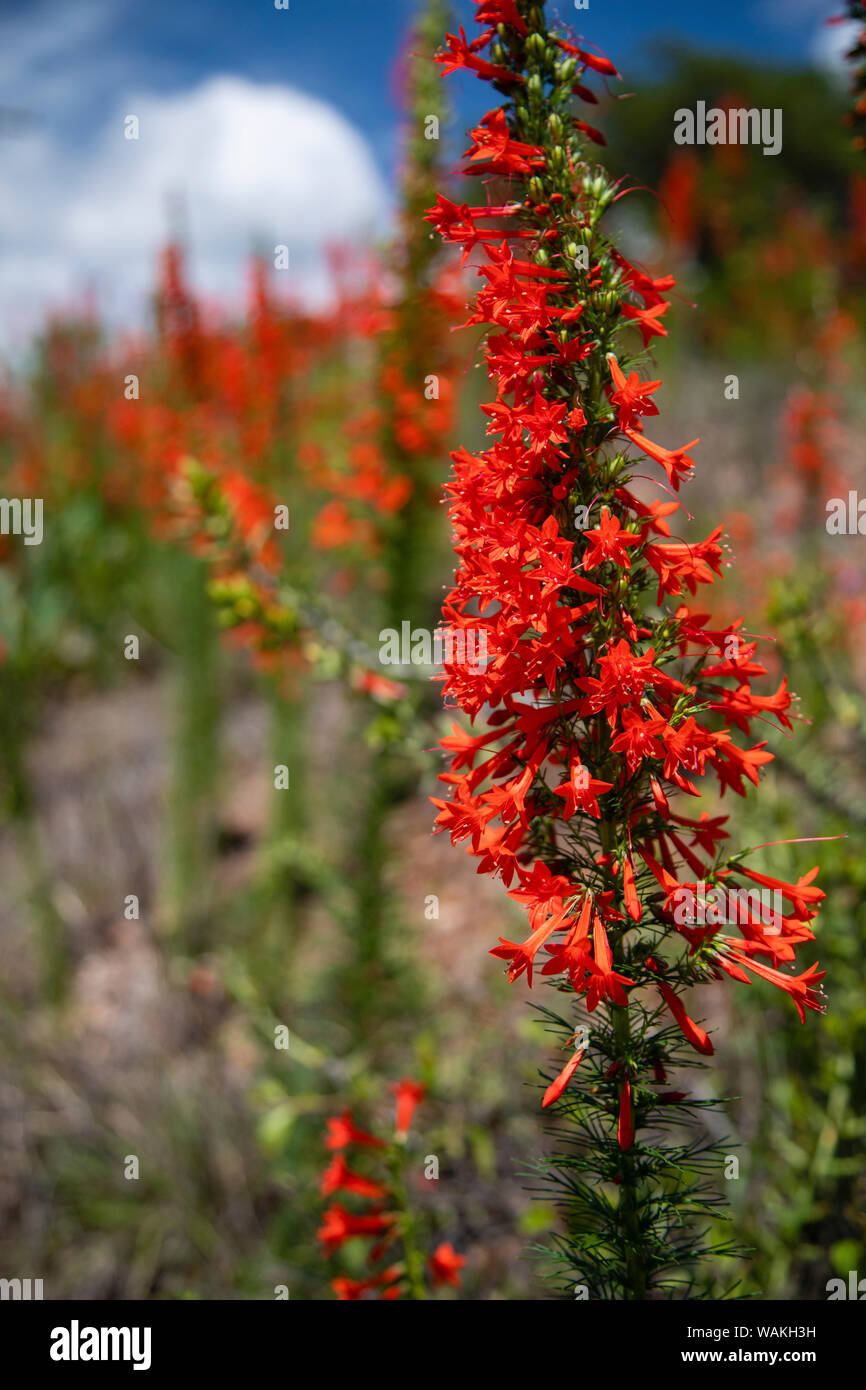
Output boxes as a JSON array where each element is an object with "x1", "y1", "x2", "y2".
[{"x1": 0, "y1": 0, "x2": 864, "y2": 1300}]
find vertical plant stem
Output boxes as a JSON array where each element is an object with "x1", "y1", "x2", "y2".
[
  {"x1": 0, "y1": 680, "x2": 68, "y2": 1003},
  {"x1": 345, "y1": 0, "x2": 452, "y2": 1054},
  {"x1": 167, "y1": 559, "x2": 221, "y2": 946},
  {"x1": 389, "y1": 1145, "x2": 428, "y2": 1301},
  {"x1": 263, "y1": 680, "x2": 308, "y2": 1008},
  {"x1": 612, "y1": 1003, "x2": 646, "y2": 1300}
]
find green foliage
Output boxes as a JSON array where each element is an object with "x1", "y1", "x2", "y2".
[
  {"x1": 605, "y1": 46, "x2": 857, "y2": 225},
  {"x1": 727, "y1": 577, "x2": 866, "y2": 1298}
]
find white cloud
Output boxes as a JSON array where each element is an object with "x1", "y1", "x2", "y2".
[{"x1": 0, "y1": 75, "x2": 388, "y2": 353}]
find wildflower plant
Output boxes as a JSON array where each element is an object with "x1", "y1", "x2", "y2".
[
  {"x1": 428, "y1": 0, "x2": 826, "y2": 1298},
  {"x1": 319, "y1": 1081, "x2": 465, "y2": 1300},
  {"x1": 304, "y1": 0, "x2": 462, "y2": 1054}
]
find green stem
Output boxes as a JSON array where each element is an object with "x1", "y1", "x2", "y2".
[
  {"x1": 348, "y1": 754, "x2": 390, "y2": 1048},
  {"x1": 264, "y1": 682, "x2": 309, "y2": 997},
  {"x1": 612, "y1": 1003, "x2": 647, "y2": 1300},
  {"x1": 0, "y1": 684, "x2": 69, "y2": 1003},
  {"x1": 167, "y1": 561, "x2": 221, "y2": 945},
  {"x1": 389, "y1": 1145, "x2": 428, "y2": 1301}
]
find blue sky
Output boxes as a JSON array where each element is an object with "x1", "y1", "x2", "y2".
[
  {"x1": 310, "y1": 0, "x2": 850, "y2": 182},
  {"x1": 2, "y1": 0, "x2": 847, "y2": 186},
  {"x1": 0, "y1": 0, "x2": 852, "y2": 348},
  {"x1": 264, "y1": 0, "x2": 848, "y2": 177}
]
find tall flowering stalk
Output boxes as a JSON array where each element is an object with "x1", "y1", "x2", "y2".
[
  {"x1": 428, "y1": 1, "x2": 825, "y2": 1297},
  {"x1": 380, "y1": 0, "x2": 460, "y2": 634},
  {"x1": 304, "y1": 0, "x2": 460, "y2": 1051},
  {"x1": 307, "y1": 0, "x2": 459, "y2": 624}
]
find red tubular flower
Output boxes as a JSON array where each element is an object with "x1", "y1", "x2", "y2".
[
  {"x1": 552, "y1": 762, "x2": 613, "y2": 819},
  {"x1": 325, "y1": 1111, "x2": 385, "y2": 1152},
  {"x1": 716, "y1": 952, "x2": 826, "y2": 1024},
  {"x1": 491, "y1": 906, "x2": 574, "y2": 986},
  {"x1": 542, "y1": 1047, "x2": 585, "y2": 1108},
  {"x1": 584, "y1": 913, "x2": 633, "y2": 1011},
  {"x1": 464, "y1": 108, "x2": 545, "y2": 175},
  {"x1": 436, "y1": 27, "x2": 524, "y2": 84},
  {"x1": 657, "y1": 981, "x2": 714, "y2": 1056},
  {"x1": 320, "y1": 1155, "x2": 388, "y2": 1201},
  {"x1": 581, "y1": 507, "x2": 641, "y2": 570},
  {"x1": 736, "y1": 864, "x2": 825, "y2": 916},
  {"x1": 318, "y1": 1204, "x2": 392, "y2": 1251},
  {"x1": 621, "y1": 301, "x2": 670, "y2": 346},
  {"x1": 331, "y1": 1276, "x2": 370, "y2": 1300},
  {"x1": 332, "y1": 1267, "x2": 403, "y2": 1301},
  {"x1": 617, "y1": 1077, "x2": 634, "y2": 1152},
  {"x1": 390, "y1": 1078, "x2": 427, "y2": 1138},
  {"x1": 622, "y1": 426, "x2": 699, "y2": 490},
  {"x1": 476, "y1": 1, "x2": 528, "y2": 36},
  {"x1": 555, "y1": 36, "x2": 619, "y2": 77},
  {"x1": 607, "y1": 355, "x2": 661, "y2": 431},
  {"x1": 622, "y1": 856, "x2": 642, "y2": 923},
  {"x1": 429, "y1": 1242, "x2": 467, "y2": 1287}
]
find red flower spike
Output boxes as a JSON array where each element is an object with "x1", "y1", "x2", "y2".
[{"x1": 426, "y1": 0, "x2": 825, "y2": 1294}]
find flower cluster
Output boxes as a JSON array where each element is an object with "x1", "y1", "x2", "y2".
[
  {"x1": 167, "y1": 455, "x2": 409, "y2": 702},
  {"x1": 319, "y1": 1081, "x2": 465, "y2": 1300},
  {"x1": 428, "y1": 0, "x2": 825, "y2": 1295},
  {"x1": 109, "y1": 245, "x2": 331, "y2": 509}
]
